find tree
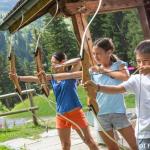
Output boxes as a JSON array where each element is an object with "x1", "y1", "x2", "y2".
[
  {"x1": 124, "y1": 10, "x2": 143, "y2": 65},
  {"x1": 41, "y1": 15, "x2": 79, "y2": 71}
]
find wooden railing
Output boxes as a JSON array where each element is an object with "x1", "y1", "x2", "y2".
[{"x1": 0, "y1": 89, "x2": 38, "y2": 126}]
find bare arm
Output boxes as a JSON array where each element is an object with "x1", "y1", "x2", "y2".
[
  {"x1": 10, "y1": 71, "x2": 82, "y2": 84},
  {"x1": 104, "y1": 64, "x2": 129, "y2": 81},
  {"x1": 64, "y1": 57, "x2": 81, "y2": 72},
  {"x1": 54, "y1": 58, "x2": 81, "y2": 72},
  {"x1": 19, "y1": 76, "x2": 39, "y2": 83},
  {"x1": 98, "y1": 84, "x2": 126, "y2": 94},
  {"x1": 46, "y1": 71, "x2": 82, "y2": 81},
  {"x1": 63, "y1": 58, "x2": 81, "y2": 67},
  {"x1": 9, "y1": 73, "x2": 39, "y2": 83},
  {"x1": 84, "y1": 80, "x2": 126, "y2": 98},
  {"x1": 91, "y1": 64, "x2": 130, "y2": 81}
]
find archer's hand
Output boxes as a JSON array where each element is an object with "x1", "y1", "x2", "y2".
[
  {"x1": 36, "y1": 70, "x2": 45, "y2": 77},
  {"x1": 84, "y1": 80, "x2": 98, "y2": 99},
  {"x1": 9, "y1": 73, "x2": 18, "y2": 81},
  {"x1": 90, "y1": 65, "x2": 104, "y2": 73},
  {"x1": 139, "y1": 65, "x2": 150, "y2": 75}
]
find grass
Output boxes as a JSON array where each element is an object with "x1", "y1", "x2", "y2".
[
  {"x1": 0, "y1": 121, "x2": 56, "y2": 142},
  {"x1": 0, "y1": 87, "x2": 136, "y2": 142},
  {"x1": 7, "y1": 86, "x2": 135, "y2": 118},
  {"x1": 7, "y1": 86, "x2": 87, "y2": 118},
  {"x1": 125, "y1": 94, "x2": 136, "y2": 108},
  {"x1": 0, "y1": 146, "x2": 13, "y2": 150}
]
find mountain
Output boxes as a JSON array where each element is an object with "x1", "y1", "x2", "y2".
[{"x1": 0, "y1": 0, "x2": 18, "y2": 13}]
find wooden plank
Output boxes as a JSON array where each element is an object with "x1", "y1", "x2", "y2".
[
  {"x1": 0, "y1": 106, "x2": 38, "y2": 117},
  {"x1": 71, "y1": 14, "x2": 99, "y2": 114},
  {"x1": 28, "y1": 91, "x2": 38, "y2": 125},
  {"x1": 0, "y1": 89, "x2": 36, "y2": 100},
  {"x1": 137, "y1": 5, "x2": 150, "y2": 39},
  {"x1": 64, "y1": 0, "x2": 144, "y2": 15},
  {"x1": 144, "y1": 0, "x2": 150, "y2": 26},
  {"x1": 9, "y1": 0, "x2": 54, "y2": 33},
  {"x1": 71, "y1": 13, "x2": 94, "y2": 70}
]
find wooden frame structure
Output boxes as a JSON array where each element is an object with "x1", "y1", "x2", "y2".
[
  {"x1": 0, "y1": 0, "x2": 150, "y2": 37},
  {"x1": 0, "y1": 0, "x2": 150, "y2": 114}
]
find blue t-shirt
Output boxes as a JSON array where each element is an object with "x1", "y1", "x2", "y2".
[
  {"x1": 91, "y1": 60, "x2": 127, "y2": 115},
  {"x1": 50, "y1": 79, "x2": 82, "y2": 114}
]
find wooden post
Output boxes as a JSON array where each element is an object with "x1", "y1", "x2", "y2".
[
  {"x1": 0, "y1": 107, "x2": 38, "y2": 117},
  {"x1": 71, "y1": 13, "x2": 99, "y2": 114},
  {"x1": 137, "y1": 5, "x2": 150, "y2": 39},
  {"x1": 28, "y1": 91, "x2": 38, "y2": 126}
]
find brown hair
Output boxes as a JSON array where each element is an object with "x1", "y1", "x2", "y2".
[
  {"x1": 52, "y1": 51, "x2": 67, "y2": 62},
  {"x1": 135, "y1": 40, "x2": 150, "y2": 54},
  {"x1": 93, "y1": 38, "x2": 119, "y2": 62}
]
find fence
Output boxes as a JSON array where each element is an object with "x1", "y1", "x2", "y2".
[{"x1": 0, "y1": 89, "x2": 38, "y2": 126}]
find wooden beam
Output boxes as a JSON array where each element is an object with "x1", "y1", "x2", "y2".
[
  {"x1": 137, "y1": 5, "x2": 150, "y2": 39},
  {"x1": 71, "y1": 14, "x2": 94, "y2": 68},
  {"x1": 0, "y1": 89, "x2": 36, "y2": 99},
  {"x1": 64, "y1": 0, "x2": 144, "y2": 15},
  {"x1": 71, "y1": 14, "x2": 99, "y2": 114},
  {"x1": 0, "y1": 106, "x2": 38, "y2": 117},
  {"x1": 9, "y1": 0, "x2": 53, "y2": 33}
]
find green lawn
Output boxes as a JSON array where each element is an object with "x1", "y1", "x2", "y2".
[
  {"x1": 7, "y1": 86, "x2": 135, "y2": 118},
  {"x1": 125, "y1": 94, "x2": 136, "y2": 108},
  {"x1": 0, "y1": 122, "x2": 54, "y2": 142},
  {"x1": 0, "y1": 87, "x2": 136, "y2": 142},
  {"x1": 0, "y1": 146, "x2": 13, "y2": 150}
]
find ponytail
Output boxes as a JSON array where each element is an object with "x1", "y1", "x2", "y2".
[{"x1": 110, "y1": 54, "x2": 119, "y2": 62}]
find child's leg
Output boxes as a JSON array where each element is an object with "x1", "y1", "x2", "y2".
[
  {"x1": 57, "y1": 128, "x2": 71, "y2": 150},
  {"x1": 99, "y1": 130, "x2": 120, "y2": 150},
  {"x1": 111, "y1": 113, "x2": 137, "y2": 150},
  {"x1": 96, "y1": 114, "x2": 120, "y2": 150},
  {"x1": 118, "y1": 125, "x2": 138, "y2": 150},
  {"x1": 56, "y1": 115, "x2": 72, "y2": 150},
  {"x1": 69, "y1": 108, "x2": 99, "y2": 150},
  {"x1": 76, "y1": 127, "x2": 99, "y2": 150}
]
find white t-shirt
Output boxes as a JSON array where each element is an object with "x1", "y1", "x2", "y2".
[{"x1": 121, "y1": 74, "x2": 150, "y2": 139}]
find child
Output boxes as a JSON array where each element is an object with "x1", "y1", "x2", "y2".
[
  {"x1": 88, "y1": 37, "x2": 137, "y2": 150},
  {"x1": 84, "y1": 39, "x2": 150, "y2": 150},
  {"x1": 9, "y1": 51, "x2": 99, "y2": 150}
]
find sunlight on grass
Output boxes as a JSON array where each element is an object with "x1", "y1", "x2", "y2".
[
  {"x1": 7, "y1": 86, "x2": 135, "y2": 118},
  {"x1": 0, "y1": 146, "x2": 13, "y2": 150},
  {"x1": 0, "y1": 122, "x2": 55, "y2": 142}
]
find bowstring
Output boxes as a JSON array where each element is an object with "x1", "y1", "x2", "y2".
[{"x1": 137, "y1": 74, "x2": 142, "y2": 140}]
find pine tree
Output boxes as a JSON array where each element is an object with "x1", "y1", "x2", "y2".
[
  {"x1": 42, "y1": 15, "x2": 79, "y2": 70},
  {"x1": 124, "y1": 10, "x2": 143, "y2": 65}
]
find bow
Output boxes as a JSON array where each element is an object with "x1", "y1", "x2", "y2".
[
  {"x1": 8, "y1": 48, "x2": 22, "y2": 95},
  {"x1": 73, "y1": 1, "x2": 127, "y2": 148},
  {"x1": 78, "y1": 0, "x2": 103, "y2": 114},
  {"x1": 33, "y1": 0, "x2": 59, "y2": 97},
  {"x1": 34, "y1": 47, "x2": 50, "y2": 97},
  {"x1": 81, "y1": 48, "x2": 99, "y2": 115}
]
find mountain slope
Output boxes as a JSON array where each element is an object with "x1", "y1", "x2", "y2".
[{"x1": 0, "y1": 0, "x2": 18, "y2": 12}]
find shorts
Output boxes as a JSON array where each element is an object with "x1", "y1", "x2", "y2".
[
  {"x1": 56, "y1": 108, "x2": 88, "y2": 129},
  {"x1": 95, "y1": 113, "x2": 131, "y2": 131},
  {"x1": 137, "y1": 139, "x2": 150, "y2": 150}
]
